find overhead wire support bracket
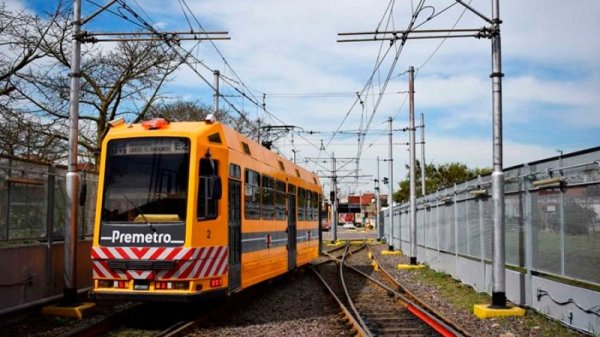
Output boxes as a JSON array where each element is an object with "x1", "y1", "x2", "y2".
[
  {"x1": 337, "y1": 28, "x2": 488, "y2": 43},
  {"x1": 454, "y1": 0, "x2": 493, "y2": 24},
  {"x1": 81, "y1": 0, "x2": 118, "y2": 25},
  {"x1": 81, "y1": 31, "x2": 230, "y2": 43}
]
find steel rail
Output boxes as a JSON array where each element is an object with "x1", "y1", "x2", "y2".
[
  {"x1": 367, "y1": 245, "x2": 473, "y2": 337},
  {"x1": 324, "y1": 245, "x2": 466, "y2": 336},
  {"x1": 58, "y1": 303, "x2": 144, "y2": 337},
  {"x1": 339, "y1": 243, "x2": 373, "y2": 337},
  {"x1": 325, "y1": 242, "x2": 459, "y2": 336},
  {"x1": 309, "y1": 265, "x2": 369, "y2": 337}
]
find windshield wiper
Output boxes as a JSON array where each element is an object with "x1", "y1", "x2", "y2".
[{"x1": 120, "y1": 193, "x2": 156, "y2": 232}]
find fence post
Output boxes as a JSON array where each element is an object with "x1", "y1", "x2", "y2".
[
  {"x1": 45, "y1": 165, "x2": 56, "y2": 284},
  {"x1": 5, "y1": 158, "x2": 12, "y2": 240},
  {"x1": 524, "y1": 164, "x2": 534, "y2": 306},
  {"x1": 454, "y1": 184, "x2": 458, "y2": 275},
  {"x1": 436, "y1": 190, "x2": 441, "y2": 264},
  {"x1": 422, "y1": 204, "x2": 426, "y2": 262},
  {"x1": 466, "y1": 182, "x2": 470, "y2": 255},
  {"x1": 558, "y1": 157, "x2": 565, "y2": 276},
  {"x1": 478, "y1": 175, "x2": 487, "y2": 290}
]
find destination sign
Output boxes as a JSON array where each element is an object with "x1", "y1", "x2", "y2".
[{"x1": 111, "y1": 138, "x2": 189, "y2": 156}]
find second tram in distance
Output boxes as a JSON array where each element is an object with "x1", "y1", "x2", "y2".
[{"x1": 90, "y1": 116, "x2": 322, "y2": 301}]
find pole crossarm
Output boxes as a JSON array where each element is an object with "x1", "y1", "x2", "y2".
[
  {"x1": 80, "y1": 31, "x2": 230, "y2": 43},
  {"x1": 337, "y1": 27, "x2": 494, "y2": 43}
]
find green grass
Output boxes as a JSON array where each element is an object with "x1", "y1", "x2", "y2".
[
  {"x1": 411, "y1": 267, "x2": 587, "y2": 337},
  {"x1": 413, "y1": 267, "x2": 489, "y2": 312}
]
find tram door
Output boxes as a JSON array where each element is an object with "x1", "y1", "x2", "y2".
[
  {"x1": 287, "y1": 185, "x2": 297, "y2": 270},
  {"x1": 228, "y1": 179, "x2": 242, "y2": 291}
]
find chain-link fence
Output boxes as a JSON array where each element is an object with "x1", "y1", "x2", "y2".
[
  {"x1": 0, "y1": 155, "x2": 97, "y2": 243},
  {"x1": 385, "y1": 147, "x2": 600, "y2": 286}
]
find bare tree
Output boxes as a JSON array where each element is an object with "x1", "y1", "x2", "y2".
[
  {"x1": 0, "y1": 3, "x2": 61, "y2": 99},
  {"x1": 14, "y1": 10, "x2": 183, "y2": 164},
  {"x1": 0, "y1": 109, "x2": 68, "y2": 161},
  {"x1": 147, "y1": 99, "x2": 257, "y2": 136}
]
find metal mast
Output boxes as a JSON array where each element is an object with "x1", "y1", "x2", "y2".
[
  {"x1": 420, "y1": 113, "x2": 426, "y2": 196},
  {"x1": 490, "y1": 0, "x2": 506, "y2": 308},
  {"x1": 387, "y1": 117, "x2": 394, "y2": 251},
  {"x1": 213, "y1": 70, "x2": 220, "y2": 113},
  {"x1": 64, "y1": 0, "x2": 82, "y2": 304},
  {"x1": 376, "y1": 156, "x2": 383, "y2": 240},
  {"x1": 408, "y1": 66, "x2": 417, "y2": 265},
  {"x1": 331, "y1": 153, "x2": 338, "y2": 243}
]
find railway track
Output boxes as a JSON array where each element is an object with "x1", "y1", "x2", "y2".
[
  {"x1": 58, "y1": 301, "x2": 218, "y2": 337},
  {"x1": 313, "y1": 241, "x2": 468, "y2": 337}
]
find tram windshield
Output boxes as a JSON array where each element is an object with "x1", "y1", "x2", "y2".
[{"x1": 101, "y1": 137, "x2": 190, "y2": 223}]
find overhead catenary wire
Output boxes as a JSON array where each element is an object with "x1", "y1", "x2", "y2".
[
  {"x1": 116, "y1": 0, "x2": 326, "y2": 159},
  {"x1": 113, "y1": 0, "x2": 258, "y2": 133}
]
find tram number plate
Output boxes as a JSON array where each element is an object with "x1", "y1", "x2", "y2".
[{"x1": 134, "y1": 284, "x2": 150, "y2": 290}]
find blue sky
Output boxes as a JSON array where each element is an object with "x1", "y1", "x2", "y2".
[{"x1": 17, "y1": 0, "x2": 600, "y2": 195}]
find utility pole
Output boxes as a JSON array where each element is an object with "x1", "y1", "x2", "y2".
[
  {"x1": 387, "y1": 117, "x2": 394, "y2": 251},
  {"x1": 213, "y1": 70, "x2": 220, "y2": 113},
  {"x1": 420, "y1": 113, "x2": 426, "y2": 196},
  {"x1": 376, "y1": 156, "x2": 383, "y2": 240},
  {"x1": 331, "y1": 152, "x2": 338, "y2": 243},
  {"x1": 408, "y1": 66, "x2": 417, "y2": 265},
  {"x1": 490, "y1": 0, "x2": 506, "y2": 308},
  {"x1": 64, "y1": 0, "x2": 82, "y2": 305}
]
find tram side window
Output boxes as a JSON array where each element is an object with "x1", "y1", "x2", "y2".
[
  {"x1": 275, "y1": 180, "x2": 286, "y2": 220},
  {"x1": 245, "y1": 169, "x2": 261, "y2": 219},
  {"x1": 312, "y1": 191, "x2": 319, "y2": 220},
  {"x1": 198, "y1": 158, "x2": 219, "y2": 220},
  {"x1": 262, "y1": 175, "x2": 275, "y2": 219},
  {"x1": 298, "y1": 188, "x2": 306, "y2": 221},
  {"x1": 304, "y1": 190, "x2": 314, "y2": 220}
]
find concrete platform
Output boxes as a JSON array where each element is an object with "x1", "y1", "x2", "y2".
[
  {"x1": 397, "y1": 264, "x2": 426, "y2": 270},
  {"x1": 42, "y1": 302, "x2": 95, "y2": 319},
  {"x1": 473, "y1": 304, "x2": 526, "y2": 319}
]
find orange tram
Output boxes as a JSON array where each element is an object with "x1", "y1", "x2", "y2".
[{"x1": 90, "y1": 117, "x2": 322, "y2": 301}]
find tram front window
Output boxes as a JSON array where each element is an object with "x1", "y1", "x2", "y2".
[{"x1": 101, "y1": 137, "x2": 190, "y2": 223}]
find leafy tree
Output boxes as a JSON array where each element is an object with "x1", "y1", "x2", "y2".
[{"x1": 393, "y1": 161, "x2": 491, "y2": 202}]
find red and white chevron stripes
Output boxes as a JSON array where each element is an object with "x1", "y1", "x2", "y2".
[{"x1": 91, "y1": 246, "x2": 228, "y2": 280}]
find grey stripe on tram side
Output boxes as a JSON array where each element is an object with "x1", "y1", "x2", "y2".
[
  {"x1": 240, "y1": 228, "x2": 319, "y2": 253},
  {"x1": 241, "y1": 231, "x2": 287, "y2": 253}
]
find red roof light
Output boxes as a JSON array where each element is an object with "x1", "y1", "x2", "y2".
[{"x1": 142, "y1": 118, "x2": 170, "y2": 130}]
